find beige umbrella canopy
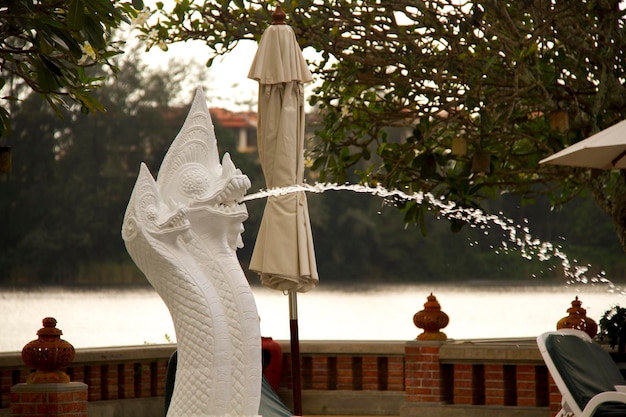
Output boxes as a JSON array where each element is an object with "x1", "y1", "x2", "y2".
[
  {"x1": 248, "y1": 7, "x2": 318, "y2": 292},
  {"x1": 540, "y1": 119, "x2": 626, "y2": 169},
  {"x1": 248, "y1": 6, "x2": 318, "y2": 415}
]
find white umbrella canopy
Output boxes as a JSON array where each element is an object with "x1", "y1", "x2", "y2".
[
  {"x1": 540, "y1": 118, "x2": 626, "y2": 169},
  {"x1": 248, "y1": 7, "x2": 318, "y2": 292},
  {"x1": 247, "y1": 6, "x2": 318, "y2": 416}
]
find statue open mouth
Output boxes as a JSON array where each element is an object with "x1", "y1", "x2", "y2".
[
  {"x1": 193, "y1": 154, "x2": 251, "y2": 218},
  {"x1": 156, "y1": 204, "x2": 190, "y2": 231}
]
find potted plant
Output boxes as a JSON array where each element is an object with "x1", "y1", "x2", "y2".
[{"x1": 598, "y1": 305, "x2": 626, "y2": 353}]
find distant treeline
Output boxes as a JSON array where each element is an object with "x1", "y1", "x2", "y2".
[
  {"x1": 1, "y1": 59, "x2": 624, "y2": 287},
  {"x1": 4, "y1": 187, "x2": 625, "y2": 286}
]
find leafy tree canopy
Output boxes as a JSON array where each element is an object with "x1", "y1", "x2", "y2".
[
  {"x1": 0, "y1": 0, "x2": 144, "y2": 136},
  {"x1": 0, "y1": 51, "x2": 215, "y2": 283},
  {"x1": 137, "y1": 0, "x2": 626, "y2": 253}
]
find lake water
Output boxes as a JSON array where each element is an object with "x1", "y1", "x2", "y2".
[{"x1": 1, "y1": 282, "x2": 624, "y2": 353}]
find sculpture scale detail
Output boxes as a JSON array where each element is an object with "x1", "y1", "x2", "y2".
[{"x1": 122, "y1": 88, "x2": 262, "y2": 417}]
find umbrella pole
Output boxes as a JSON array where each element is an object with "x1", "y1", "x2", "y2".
[{"x1": 289, "y1": 291, "x2": 303, "y2": 416}]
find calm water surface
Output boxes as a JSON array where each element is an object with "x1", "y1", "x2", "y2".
[{"x1": 1, "y1": 283, "x2": 623, "y2": 352}]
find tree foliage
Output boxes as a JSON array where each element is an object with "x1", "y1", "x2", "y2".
[
  {"x1": 0, "y1": 0, "x2": 143, "y2": 136},
  {"x1": 0, "y1": 55, "x2": 213, "y2": 283},
  {"x1": 137, "y1": 0, "x2": 626, "y2": 252},
  {"x1": 0, "y1": 47, "x2": 623, "y2": 286}
]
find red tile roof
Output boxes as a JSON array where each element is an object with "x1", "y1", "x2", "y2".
[{"x1": 210, "y1": 108, "x2": 257, "y2": 129}]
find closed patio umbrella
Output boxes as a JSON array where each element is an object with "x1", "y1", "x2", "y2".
[
  {"x1": 248, "y1": 6, "x2": 318, "y2": 415},
  {"x1": 540, "y1": 118, "x2": 626, "y2": 169}
]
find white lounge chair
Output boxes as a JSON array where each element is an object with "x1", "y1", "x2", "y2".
[{"x1": 537, "y1": 329, "x2": 626, "y2": 417}]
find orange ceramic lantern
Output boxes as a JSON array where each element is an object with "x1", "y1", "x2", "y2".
[
  {"x1": 22, "y1": 317, "x2": 75, "y2": 383},
  {"x1": 556, "y1": 296, "x2": 598, "y2": 338},
  {"x1": 413, "y1": 293, "x2": 449, "y2": 340}
]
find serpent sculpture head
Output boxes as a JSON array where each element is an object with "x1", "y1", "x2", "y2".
[{"x1": 156, "y1": 87, "x2": 251, "y2": 251}]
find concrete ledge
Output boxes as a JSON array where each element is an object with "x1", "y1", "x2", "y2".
[
  {"x1": 1, "y1": 389, "x2": 156, "y2": 417},
  {"x1": 438, "y1": 338, "x2": 543, "y2": 364},
  {"x1": 401, "y1": 403, "x2": 550, "y2": 417},
  {"x1": 279, "y1": 389, "x2": 405, "y2": 416},
  {"x1": 4, "y1": 391, "x2": 403, "y2": 417},
  {"x1": 279, "y1": 341, "x2": 407, "y2": 355},
  {"x1": 0, "y1": 341, "x2": 405, "y2": 367},
  {"x1": 2, "y1": 394, "x2": 553, "y2": 417},
  {"x1": 11, "y1": 381, "x2": 87, "y2": 393},
  {"x1": 73, "y1": 344, "x2": 176, "y2": 365},
  {"x1": 87, "y1": 397, "x2": 164, "y2": 417},
  {"x1": 0, "y1": 344, "x2": 177, "y2": 367}
]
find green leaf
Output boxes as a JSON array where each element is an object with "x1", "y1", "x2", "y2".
[
  {"x1": 418, "y1": 206, "x2": 427, "y2": 236},
  {"x1": 34, "y1": 59, "x2": 59, "y2": 92},
  {"x1": 79, "y1": 94, "x2": 106, "y2": 113},
  {"x1": 40, "y1": 56, "x2": 63, "y2": 77},
  {"x1": 46, "y1": 27, "x2": 83, "y2": 58},
  {"x1": 362, "y1": 146, "x2": 371, "y2": 160},
  {"x1": 420, "y1": 152, "x2": 437, "y2": 177},
  {"x1": 450, "y1": 218, "x2": 465, "y2": 233},
  {"x1": 68, "y1": 0, "x2": 86, "y2": 31},
  {"x1": 83, "y1": 14, "x2": 106, "y2": 49},
  {"x1": 0, "y1": 107, "x2": 11, "y2": 138},
  {"x1": 36, "y1": 17, "x2": 66, "y2": 30}
]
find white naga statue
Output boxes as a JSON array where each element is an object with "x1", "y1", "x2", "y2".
[{"x1": 122, "y1": 88, "x2": 262, "y2": 417}]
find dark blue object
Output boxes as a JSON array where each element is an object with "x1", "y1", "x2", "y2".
[{"x1": 546, "y1": 333, "x2": 626, "y2": 417}]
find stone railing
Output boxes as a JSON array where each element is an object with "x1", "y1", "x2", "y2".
[
  {"x1": 278, "y1": 341, "x2": 406, "y2": 416},
  {"x1": 403, "y1": 338, "x2": 556, "y2": 417},
  {"x1": 0, "y1": 338, "x2": 570, "y2": 417},
  {"x1": 0, "y1": 344, "x2": 175, "y2": 406}
]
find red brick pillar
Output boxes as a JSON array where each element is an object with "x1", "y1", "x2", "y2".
[
  {"x1": 10, "y1": 382, "x2": 88, "y2": 417},
  {"x1": 484, "y1": 364, "x2": 505, "y2": 405},
  {"x1": 404, "y1": 340, "x2": 445, "y2": 403},
  {"x1": 549, "y1": 374, "x2": 562, "y2": 415},
  {"x1": 516, "y1": 364, "x2": 539, "y2": 407},
  {"x1": 452, "y1": 363, "x2": 472, "y2": 404}
]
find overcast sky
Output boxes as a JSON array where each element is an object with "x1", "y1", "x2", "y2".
[
  {"x1": 139, "y1": 36, "x2": 321, "y2": 112},
  {"x1": 135, "y1": 35, "x2": 259, "y2": 111},
  {"x1": 129, "y1": 1, "x2": 322, "y2": 112}
]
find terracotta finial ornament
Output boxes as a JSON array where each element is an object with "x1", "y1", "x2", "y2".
[
  {"x1": 272, "y1": 5, "x2": 286, "y2": 25},
  {"x1": 556, "y1": 296, "x2": 598, "y2": 338},
  {"x1": 413, "y1": 293, "x2": 449, "y2": 340},
  {"x1": 21, "y1": 317, "x2": 75, "y2": 383}
]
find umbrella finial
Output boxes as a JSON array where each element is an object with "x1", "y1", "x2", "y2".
[{"x1": 272, "y1": 5, "x2": 286, "y2": 25}]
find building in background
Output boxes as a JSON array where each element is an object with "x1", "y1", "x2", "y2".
[{"x1": 210, "y1": 108, "x2": 258, "y2": 153}]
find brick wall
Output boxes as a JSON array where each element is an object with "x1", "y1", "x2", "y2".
[
  {"x1": 405, "y1": 341, "x2": 442, "y2": 403},
  {"x1": 10, "y1": 382, "x2": 87, "y2": 417},
  {"x1": 0, "y1": 340, "x2": 564, "y2": 417},
  {"x1": 485, "y1": 364, "x2": 505, "y2": 405},
  {"x1": 287, "y1": 352, "x2": 405, "y2": 392},
  {"x1": 63, "y1": 360, "x2": 168, "y2": 402},
  {"x1": 403, "y1": 339, "x2": 556, "y2": 417}
]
